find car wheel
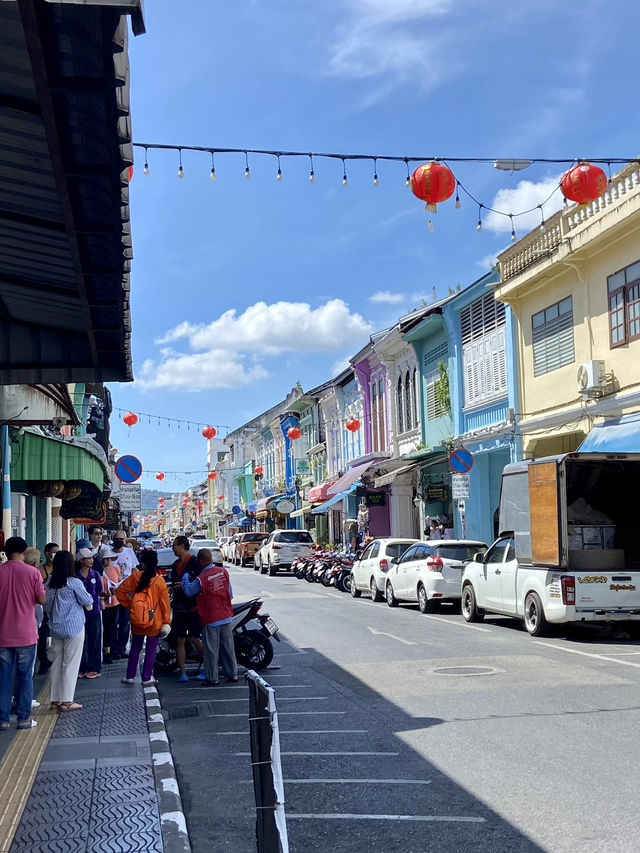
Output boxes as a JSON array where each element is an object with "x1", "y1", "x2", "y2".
[
  {"x1": 461, "y1": 583, "x2": 485, "y2": 623},
  {"x1": 370, "y1": 578, "x2": 383, "y2": 602},
  {"x1": 350, "y1": 575, "x2": 361, "y2": 598},
  {"x1": 260, "y1": 558, "x2": 268, "y2": 575},
  {"x1": 253, "y1": 558, "x2": 260, "y2": 572},
  {"x1": 268, "y1": 559, "x2": 277, "y2": 577},
  {"x1": 385, "y1": 582, "x2": 398, "y2": 608},
  {"x1": 524, "y1": 591, "x2": 549, "y2": 637}
]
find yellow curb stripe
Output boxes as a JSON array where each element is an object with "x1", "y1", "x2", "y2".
[{"x1": 0, "y1": 682, "x2": 58, "y2": 853}]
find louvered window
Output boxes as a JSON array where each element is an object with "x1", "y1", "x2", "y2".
[
  {"x1": 532, "y1": 296, "x2": 575, "y2": 377},
  {"x1": 461, "y1": 294, "x2": 508, "y2": 406},
  {"x1": 397, "y1": 377, "x2": 404, "y2": 434},
  {"x1": 404, "y1": 372, "x2": 413, "y2": 430},
  {"x1": 425, "y1": 369, "x2": 443, "y2": 421}
]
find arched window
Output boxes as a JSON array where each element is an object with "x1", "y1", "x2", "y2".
[
  {"x1": 412, "y1": 367, "x2": 419, "y2": 427},
  {"x1": 405, "y1": 372, "x2": 412, "y2": 430},
  {"x1": 397, "y1": 376, "x2": 404, "y2": 434}
]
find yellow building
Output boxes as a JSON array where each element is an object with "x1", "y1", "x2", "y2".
[{"x1": 496, "y1": 162, "x2": 640, "y2": 458}]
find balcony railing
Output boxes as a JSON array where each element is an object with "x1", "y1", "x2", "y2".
[{"x1": 499, "y1": 161, "x2": 640, "y2": 282}]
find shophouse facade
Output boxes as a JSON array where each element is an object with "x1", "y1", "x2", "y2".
[{"x1": 496, "y1": 161, "x2": 640, "y2": 460}]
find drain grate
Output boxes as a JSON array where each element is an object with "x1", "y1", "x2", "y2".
[
  {"x1": 167, "y1": 704, "x2": 201, "y2": 720},
  {"x1": 432, "y1": 665, "x2": 502, "y2": 677}
]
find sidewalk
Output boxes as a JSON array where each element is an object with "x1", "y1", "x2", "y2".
[{"x1": 0, "y1": 658, "x2": 188, "y2": 853}]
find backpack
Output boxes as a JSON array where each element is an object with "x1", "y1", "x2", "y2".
[{"x1": 130, "y1": 577, "x2": 162, "y2": 636}]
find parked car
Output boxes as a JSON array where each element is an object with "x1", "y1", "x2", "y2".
[
  {"x1": 350, "y1": 538, "x2": 419, "y2": 601},
  {"x1": 224, "y1": 533, "x2": 241, "y2": 563},
  {"x1": 218, "y1": 536, "x2": 230, "y2": 553},
  {"x1": 385, "y1": 540, "x2": 487, "y2": 612},
  {"x1": 253, "y1": 537, "x2": 269, "y2": 572},
  {"x1": 189, "y1": 538, "x2": 220, "y2": 551},
  {"x1": 260, "y1": 529, "x2": 315, "y2": 575},
  {"x1": 234, "y1": 532, "x2": 266, "y2": 566}
]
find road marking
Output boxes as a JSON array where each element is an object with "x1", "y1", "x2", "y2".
[
  {"x1": 366, "y1": 626, "x2": 418, "y2": 645},
  {"x1": 592, "y1": 651, "x2": 640, "y2": 656},
  {"x1": 287, "y1": 813, "x2": 484, "y2": 822},
  {"x1": 424, "y1": 614, "x2": 491, "y2": 633},
  {"x1": 280, "y1": 779, "x2": 432, "y2": 785},
  {"x1": 206, "y1": 696, "x2": 328, "y2": 702},
  {"x1": 532, "y1": 641, "x2": 640, "y2": 668},
  {"x1": 236, "y1": 751, "x2": 399, "y2": 756},
  {"x1": 205, "y1": 711, "x2": 344, "y2": 717},
  {"x1": 212, "y1": 730, "x2": 367, "y2": 735}
]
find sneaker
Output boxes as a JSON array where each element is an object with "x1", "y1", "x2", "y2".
[
  {"x1": 32, "y1": 699, "x2": 40, "y2": 708},
  {"x1": 193, "y1": 672, "x2": 207, "y2": 682},
  {"x1": 17, "y1": 719, "x2": 37, "y2": 730},
  {"x1": 142, "y1": 678, "x2": 158, "y2": 687},
  {"x1": 177, "y1": 674, "x2": 189, "y2": 684},
  {"x1": 121, "y1": 678, "x2": 135, "y2": 685}
]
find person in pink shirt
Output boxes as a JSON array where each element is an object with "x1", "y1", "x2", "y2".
[{"x1": 0, "y1": 537, "x2": 46, "y2": 730}]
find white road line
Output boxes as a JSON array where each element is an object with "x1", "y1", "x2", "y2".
[
  {"x1": 236, "y1": 751, "x2": 399, "y2": 756},
  {"x1": 592, "y1": 651, "x2": 640, "y2": 656},
  {"x1": 281, "y1": 779, "x2": 432, "y2": 785},
  {"x1": 207, "y1": 696, "x2": 328, "y2": 702},
  {"x1": 211, "y1": 730, "x2": 367, "y2": 735},
  {"x1": 367, "y1": 626, "x2": 418, "y2": 645},
  {"x1": 424, "y1": 614, "x2": 492, "y2": 633},
  {"x1": 532, "y1": 640, "x2": 640, "y2": 667},
  {"x1": 287, "y1": 813, "x2": 484, "y2": 823}
]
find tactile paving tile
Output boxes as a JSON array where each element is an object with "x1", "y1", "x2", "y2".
[
  {"x1": 86, "y1": 830, "x2": 163, "y2": 852},
  {"x1": 52, "y1": 696, "x2": 105, "y2": 738},
  {"x1": 92, "y1": 764, "x2": 156, "y2": 794},
  {"x1": 17, "y1": 796, "x2": 91, "y2": 826},
  {"x1": 97, "y1": 788, "x2": 158, "y2": 808},
  {"x1": 11, "y1": 818, "x2": 90, "y2": 846},
  {"x1": 10, "y1": 837, "x2": 88, "y2": 853},
  {"x1": 89, "y1": 802, "x2": 160, "y2": 839},
  {"x1": 100, "y1": 695, "x2": 147, "y2": 737}
]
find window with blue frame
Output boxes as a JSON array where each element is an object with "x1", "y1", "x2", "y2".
[{"x1": 532, "y1": 296, "x2": 574, "y2": 376}]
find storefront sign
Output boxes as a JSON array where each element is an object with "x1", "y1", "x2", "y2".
[
  {"x1": 425, "y1": 485, "x2": 450, "y2": 504},
  {"x1": 274, "y1": 498, "x2": 295, "y2": 515},
  {"x1": 451, "y1": 473, "x2": 471, "y2": 500},
  {"x1": 365, "y1": 492, "x2": 387, "y2": 508},
  {"x1": 119, "y1": 484, "x2": 142, "y2": 512},
  {"x1": 296, "y1": 459, "x2": 311, "y2": 476}
]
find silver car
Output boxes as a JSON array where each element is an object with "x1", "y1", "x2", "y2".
[{"x1": 350, "y1": 538, "x2": 419, "y2": 601}]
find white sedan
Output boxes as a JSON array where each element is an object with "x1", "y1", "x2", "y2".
[
  {"x1": 385, "y1": 540, "x2": 487, "y2": 613},
  {"x1": 350, "y1": 538, "x2": 419, "y2": 601}
]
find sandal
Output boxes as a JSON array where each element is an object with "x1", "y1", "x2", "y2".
[
  {"x1": 50, "y1": 702, "x2": 62, "y2": 711},
  {"x1": 17, "y1": 719, "x2": 38, "y2": 730},
  {"x1": 141, "y1": 679, "x2": 158, "y2": 687},
  {"x1": 60, "y1": 702, "x2": 83, "y2": 712}
]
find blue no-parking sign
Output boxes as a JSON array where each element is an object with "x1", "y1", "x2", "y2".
[
  {"x1": 114, "y1": 455, "x2": 143, "y2": 483},
  {"x1": 449, "y1": 447, "x2": 474, "y2": 474}
]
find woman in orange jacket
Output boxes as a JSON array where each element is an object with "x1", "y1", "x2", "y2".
[{"x1": 115, "y1": 549, "x2": 170, "y2": 686}]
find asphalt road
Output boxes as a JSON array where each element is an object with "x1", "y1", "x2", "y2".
[{"x1": 158, "y1": 562, "x2": 640, "y2": 853}]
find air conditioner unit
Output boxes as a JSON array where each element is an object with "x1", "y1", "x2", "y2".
[{"x1": 577, "y1": 360, "x2": 608, "y2": 396}]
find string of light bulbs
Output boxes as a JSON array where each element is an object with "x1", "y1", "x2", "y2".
[
  {"x1": 132, "y1": 142, "x2": 639, "y2": 238},
  {"x1": 112, "y1": 406, "x2": 229, "y2": 435}
]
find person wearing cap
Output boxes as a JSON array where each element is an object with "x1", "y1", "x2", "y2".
[
  {"x1": 100, "y1": 549, "x2": 121, "y2": 665},
  {"x1": 111, "y1": 531, "x2": 139, "y2": 659},
  {"x1": 75, "y1": 547, "x2": 103, "y2": 678}
]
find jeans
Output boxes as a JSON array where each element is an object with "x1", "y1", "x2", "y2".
[
  {"x1": 113, "y1": 606, "x2": 130, "y2": 656},
  {"x1": 37, "y1": 612, "x2": 51, "y2": 672},
  {"x1": 126, "y1": 634, "x2": 160, "y2": 682},
  {"x1": 102, "y1": 607, "x2": 118, "y2": 651},
  {"x1": 80, "y1": 612, "x2": 102, "y2": 675},
  {"x1": 0, "y1": 645, "x2": 37, "y2": 724},
  {"x1": 202, "y1": 623, "x2": 237, "y2": 683}
]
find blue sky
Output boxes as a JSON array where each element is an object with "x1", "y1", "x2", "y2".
[{"x1": 110, "y1": 0, "x2": 639, "y2": 491}]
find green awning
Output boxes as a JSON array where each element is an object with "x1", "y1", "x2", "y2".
[{"x1": 10, "y1": 431, "x2": 108, "y2": 492}]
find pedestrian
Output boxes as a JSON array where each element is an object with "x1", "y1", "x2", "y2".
[
  {"x1": 37, "y1": 542, "x2": 59, "y2": 674},
  {"x1": 0, "y1": 536, "x2": 46, "y2": 731},
  {"x1": 111, "y1": 531, "x2": 139, "y2": 659},
  {"x1": 170, "y1": 536, "x2": 204, "y2": 683},
  {"x1": 24, "y1": 547, "x2": 41, "y2": 570},
  {"x1": 116, "y1": 549, "x2": 170, "y2": 686},
  {"x1": 182, "y1": 548, "x2": 238, "y2": 687},
  {"x1": 45, "y1": 550, "x2": 93, "y2": 712},
  {"x1": 100, "y1": 548, "x2": 121, "y2": 665},
  {"x1": 75, "y1": 547, "x2": 103, "y2": 679},
  {"x1": 87, "y1": 526, "x2": 107, "y2": 566}
]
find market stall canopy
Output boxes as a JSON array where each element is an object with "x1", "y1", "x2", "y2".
[
  {"x1": 0, "y1": 0, "x2": 144, "y2": 383},
  {"x1": 578, "y1": 415, "x2": 640, "y2": 453},
  {"x1": 373, "y1": 462, "x2": 419, "y2": 488},
  {"x1": 311, "y1": 484, "x2": 358, "y2": 515},
  {"x1": 308, "y1": 479, "x2": 338, "y2": 504},
  {"x1": 327, "y1": 461, "x2": 375, "y2": 496}
]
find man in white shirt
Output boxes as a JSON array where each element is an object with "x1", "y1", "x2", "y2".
[{"x1": 111, "y1": 531, "x2": 138, "y2": 658}]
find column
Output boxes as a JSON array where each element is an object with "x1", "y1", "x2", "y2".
[{"x1": 389, "y1": 479, "x2": 415, "y2": 538}]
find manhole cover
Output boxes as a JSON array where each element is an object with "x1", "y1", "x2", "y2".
[
  {"x1": 432, "y1": 665, "x2": 503, "y2": 677},
  {"x1": 168, "y1": 705, "x2": 201, "y2": 720}
]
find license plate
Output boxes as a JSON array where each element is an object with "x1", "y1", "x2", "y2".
[{"x1": 264, "y1": 617, "x2": 279, "y2": 635}]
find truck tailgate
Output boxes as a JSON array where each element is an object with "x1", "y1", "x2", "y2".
[{"x1": 575, "y1": 572, "x2": 640, "y2": 611}]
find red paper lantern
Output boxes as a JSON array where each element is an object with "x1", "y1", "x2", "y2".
[
  {"x1": 218, "y1": 495, "x2": 224, "y2": 501},
  {"x1": 202, "y1": 426, "x2": 217, "y2": 440},
  {"x1": 346, "y1": 418, "x2": 361, "y2": 432},
  {"x1": 255, "y1": 466, "x2": 264, "y2": 476},
  {"x1": 287, "y1": 426, "x2": 302, "y2": 440},
  {"x1": 128, "y1": 165, "x2": 134, "y2": 182},
  {"x1": 410, "y1": 163, "x2": 456, "y2": 212},
  {"x1": 560, "y1": 163, "x2": 607, "y2": 205},
  {"x1": 208, "y1": 472, "x2": 218, "y2": 481},
  {"x1": 123, "y1": 412, "x2": 138, "y2": 427},
  {"x1": 156, "y1": 473, "x2": 165, "y2": 481}
]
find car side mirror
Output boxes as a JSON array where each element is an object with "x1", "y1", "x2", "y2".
[
  {"x1": 390, "y1": 556, "x2": 399, "y2": 565},
  {"x1": 473, "y1": 552, "x2": 484, "y2": 564},
  {"x1": 262, "y1": 539, "x2": 267, "y2": 546}
]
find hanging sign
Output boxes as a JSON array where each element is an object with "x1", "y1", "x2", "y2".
[
  {"x1": 449, "y1": 448, "x2": 474, "y2": 474},
  {"x1": 274, "y1": 498, "x2": 295, "y2": 515},
  {"x1": 114, "y1": 455, "x2": 143, "y2": 483},
  {"x1": 425, "y1": 485, "x2": 450, "y2": 504},
  {"x1": 451, "y1": 474, "x2": 471, "y2": 500},
  {"x1": 119, "y1": 483, "x2": 142, "y2": 512}
]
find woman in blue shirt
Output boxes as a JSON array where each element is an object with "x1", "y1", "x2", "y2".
[{"x1": 75, "y1": 548, "x2": 104, "y2": 679}]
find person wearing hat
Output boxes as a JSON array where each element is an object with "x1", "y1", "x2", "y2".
[
  {"x1": 75, "y1": 547, "x2": 103, "y2": 678},
  {"x1": 100, "y1": 548, "x2": 121, "y2": 665},
  {"x1": 110, "y1": 531, "x2": 138, "y2": 659}
]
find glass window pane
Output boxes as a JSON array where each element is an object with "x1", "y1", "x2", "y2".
[
  {"x1": 608, "y1": 271, "x2": 625, "y2": 293},
  {"x1": 545, "y1": 303, "x2": 559, "y2": 322},
  {"x1": 626, "y1": 261, "x2": 640, "y2": 284},
  {"x1": 532, "y1": 311, "x2": 545, "y2": 328},
  {"x1": 559, "y1": 297, "x2": 572, "y2": 315}
]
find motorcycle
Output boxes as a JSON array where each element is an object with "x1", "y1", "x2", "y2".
[{"x1": 154, "y1": 597, "x2": 279, "y2": 673}]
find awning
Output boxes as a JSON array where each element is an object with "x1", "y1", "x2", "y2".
[
  {"x1": 10, "y1": 429, "x2": 109, "y2": 492},
  {"x1": 247, "y1": 500, "x2": 258, "y2": 513},
  {"x1": 374, "y1": 463, "x2": 419, "y2": 488},
  {"x1": 308, "y1": 479, "x2": 338, "y2": 504},
  {"x1": 578, "y1": 415, "x2": 640, "y2": 453},
  {"x1": 290, "y1": 503, "x2": 312, "y2": 518},
  {"x1": 328, "y1": 461, "x2": 374, "y2": 495},
  {"x1": 312, "y1": 484, "x2": 358, "y2": 515},
  {"x1": 255, "y1": 494, "x2": 286, "y2": 513}
]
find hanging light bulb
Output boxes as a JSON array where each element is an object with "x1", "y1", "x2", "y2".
[
  {"x1": 244, "y1": 152, "x2": 251, "y2": 180},
  {"x1": 178, "y1": 164, "x2": 184, "y2": 179},
  {"x1": 210, "y1": 166, "x2": 216, "y2": 181},
  {"x1": 455, "y1": 184, "x2": 461, "y2": 209},
  {"x1": 428, "y1": 219, "x2": 434, "y2": 232},
  {"x1": 373, "y1": 159, "x2": 379, "y2": 187},
  {"x1": 373, "y1": 173, "x2": 379, "y2": 187},
  {"x1": 341, "y1": 159, "x2": 348, "y2": 187},
  {"x1": 405, "y1": 159, "x2": 411, "y2": 188},
  {"x1": 477, "y1": 205, "x2": 483, "y2": 232},
  {"x1": 309, "y1": 169, "x2": 316, "y2": 183},
  {"x1": 539, "y1": 206, "x2": 546, "y2": 232},
  {"x1": 277, "y1": 168, "x2": 283, "y2": 182},
  {"x1": 509, "y1": 215, "x2": 517, "y2": 243},
  {"x1": 144, "y1": 161, "x2": 150, "y2": 177}
]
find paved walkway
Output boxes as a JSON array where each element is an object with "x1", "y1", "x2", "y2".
[{"x1": 0, "y1": 659, "x2": 170, "y2": 853}]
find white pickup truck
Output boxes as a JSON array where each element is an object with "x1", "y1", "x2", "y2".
[{"x1": 461, "y1": 452, "x2": 640, "y2": 636}]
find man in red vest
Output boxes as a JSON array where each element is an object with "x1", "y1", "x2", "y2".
[{"x1": 182, "y1": 548, "x2": 238, "y2": 686}]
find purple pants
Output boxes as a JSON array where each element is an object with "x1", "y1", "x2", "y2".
[{"x1": 126, "y1": 634, "x2": 159, "y2": 682}]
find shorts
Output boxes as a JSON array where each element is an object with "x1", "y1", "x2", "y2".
[{"x1": 172, "y1": 610, "x2": 202, "y2": 639}]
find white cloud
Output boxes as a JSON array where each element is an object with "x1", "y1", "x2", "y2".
[
  {"x1": 328, "y1": 0, "x2": 459, "y2": 88},
  {"x1": 369, "y1": 291, "x2": 407, "y2": 305},
  {"x1": 157, "y1": 299, "x2": 373, "y2": 356},
  {"x1": 476, "y1": 253, "x2": 499, "y2": 270},
  {"x1": 331, "y1": 356, "x2": 352, "y2": 377},
  {"x1": 484, "y1": 175, "x2": 564, "y2": 236},
  {"x1": 136, "y1": 351, "x2": 269, "y2": 392}
]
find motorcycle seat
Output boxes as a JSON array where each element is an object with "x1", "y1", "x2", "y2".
[{"x1": 233, "y1": 599, "x2": 259, "y2": 616}]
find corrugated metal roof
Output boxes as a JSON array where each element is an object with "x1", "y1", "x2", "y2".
[{"x1": 0, "y1": 0, "x2": 137, "y2": 382}]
